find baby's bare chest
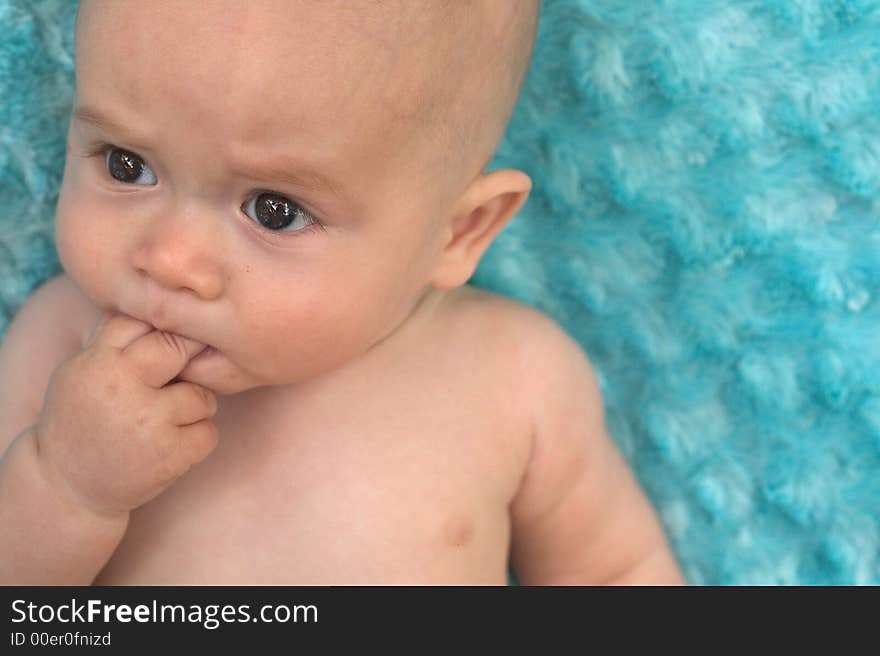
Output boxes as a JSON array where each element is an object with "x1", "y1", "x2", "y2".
[{"x1": 94, "y1": 332, "x2": 531, "y2": 584}]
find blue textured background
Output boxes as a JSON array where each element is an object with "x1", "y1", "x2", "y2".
[{"x1": 2, "y1": 1, "x2": 879, "y2": 584}]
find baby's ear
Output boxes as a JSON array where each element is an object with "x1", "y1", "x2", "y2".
[{"x1": 430, "y1": 169, "x2": 532, "y2": 289}]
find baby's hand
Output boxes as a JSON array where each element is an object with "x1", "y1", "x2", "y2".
[{"x1": 32, "y1": 312, "x2": 218, "y2": 519}]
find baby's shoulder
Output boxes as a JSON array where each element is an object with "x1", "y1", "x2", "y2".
[
  {"x1": 442, "y1": 285, "x2": 593, "y2": 389},
  {"x1": 443, "y1": 285, "x2": 539, "y2": 330},
  {"x1": 0, "y1": 273, "x2": 102, "y2": 448},
  {"x1": 447, "y1": 285, "x2": 581, "y2": 347},
  {"x1": 3, "y1": 272, "x2": 99, "y2": 351}
]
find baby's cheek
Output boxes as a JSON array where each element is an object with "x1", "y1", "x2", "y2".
[
  {"x1": 55, "y1": 208, "x2": 114, "y2": 308},
  {"x1": 55, "y1": 210, "x2": 88, "y2": 279}
]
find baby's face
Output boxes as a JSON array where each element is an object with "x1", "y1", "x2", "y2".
[{"x1": 56, "y1": 1, "x2": 459, "y2": 394}]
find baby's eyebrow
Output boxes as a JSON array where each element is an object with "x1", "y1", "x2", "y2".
[
  {"x1": 71, "y1": 104, "x2": 347, "y2": 200},
  {"x1": 231, "y1": 157, "x2": 346, "y2": 200}
]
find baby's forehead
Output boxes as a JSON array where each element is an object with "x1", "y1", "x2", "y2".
[
  {"x1": 78, "y1": 2, "x2": 462, "y2": 115},
  {"x1": 79, "y1": 1, "x2": 465, "y2": 65},
  {"x1": 82, "y1": 3, "x2": 473, "y2": 143},
  {"x1": 76, "y1": 1, "x2": 528, "y2": 201}
]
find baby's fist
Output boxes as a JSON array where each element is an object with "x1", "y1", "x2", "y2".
[{"x1": 34, "y1": 312, "x2": 219, "y2": 519}]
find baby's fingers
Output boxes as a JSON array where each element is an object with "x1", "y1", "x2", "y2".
[
  {"x1": 123, "y1": 331, "x2": 208, "y2": 388},
  {"x1": 162, "y1": 382, "x2": 218, "y2": 426},
  {"x1": 86, "y1": 311, "x2": 152, "y2": 350},
  {"x1": 176, "y1": 419, "x2": 219, "y2": 468}
]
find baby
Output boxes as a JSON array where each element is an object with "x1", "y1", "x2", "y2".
[{"x1": 0, "y1": 0, "x2": 683, "y2": 584}]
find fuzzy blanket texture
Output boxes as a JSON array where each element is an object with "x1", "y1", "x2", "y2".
[{"x1": 1, "y1": 0, "x2": 879, "y2": 585}]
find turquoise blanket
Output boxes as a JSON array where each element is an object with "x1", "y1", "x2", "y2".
[{"x1": 2, "y1": 0, "x2": 878, "y2": 584}]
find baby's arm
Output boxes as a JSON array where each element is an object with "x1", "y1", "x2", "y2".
[
  {"x1": 0, "y1": 275, "x2": 124, "y2": 584},
  {"x1": 509, "y1": 317, "x2": 684, "y2": 585},
  {"x1": 0, "y1": 275, "x2": 217, "y2": 584}
]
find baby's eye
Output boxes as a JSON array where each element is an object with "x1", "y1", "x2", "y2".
[
  {"x1": 105, "y1": 147, "x2": 157, "y2": 186},
  {"x1": 241, "y1": 192, "x2": 319, "y2": 233}
]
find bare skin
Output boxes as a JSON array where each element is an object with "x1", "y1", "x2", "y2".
[
  {"x1": 92, "y1": 283, "x2": 532, "y2": 584},
  {"x1": 1, "y1": 276, "x2": 532, "y2": 584},
  {"x1": 0, "y1": 1, "x2": 684, "y2": 584}
]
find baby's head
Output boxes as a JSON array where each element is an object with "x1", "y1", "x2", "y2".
[{"x1": 56, "y1": 0, "x2": 539, "y2": 394}]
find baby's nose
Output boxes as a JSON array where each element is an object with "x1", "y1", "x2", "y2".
[{"x1": 132, "y1": 212, "x2": 224, "y2": 300}]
